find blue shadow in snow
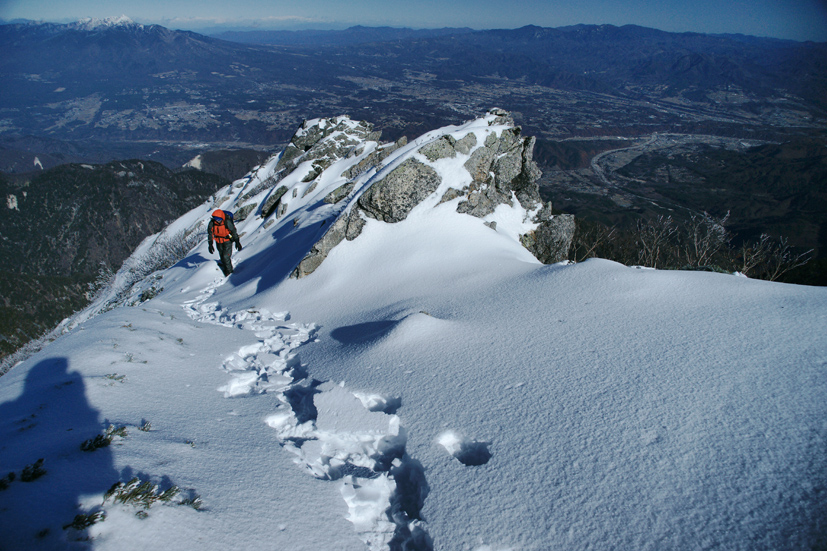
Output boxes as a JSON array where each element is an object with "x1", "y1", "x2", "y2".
[
  {"x1": 223, "y1": 201, "x2": 340, "y2": 294},
  {"x1": 0, "y1": 358, "x2": 119, "y2": 546},
  {"x1": 330, "y1": 319, "x2": 402, "y2": 346}
]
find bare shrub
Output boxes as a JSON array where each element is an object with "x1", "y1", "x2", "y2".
[
  {"x1": 681, "y1": 211, "x2": 730, "y2": 268},
  {"x1": 134, "y1": 226, "x2": 205, "y2": 280},
  {"x1": 86, "y1": 261, "x2": 115, "y2": 301},
  {"x1": 635, "y1": 215, "x2": 678, "y2": 268},
  {"x1": 97, "y1": 223, "x2": 206, "y2": 309},
  {"x1": 737, "y1": 234, "x2": 813, "y2": 281},
  {"x1": 571, "y1": 219, "x2": 618, "y2": 262},
  {"x1": 570, "y1": 210, "x2": 813, "y2": 283}
]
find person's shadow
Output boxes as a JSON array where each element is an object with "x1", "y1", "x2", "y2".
[{"x1": 0, "y1": 357, "x2": 119, "y2": 549}]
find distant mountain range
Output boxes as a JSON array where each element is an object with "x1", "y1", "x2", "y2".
[{"x1": 1, "y1": 20, "x2": 824, "y2": 154}]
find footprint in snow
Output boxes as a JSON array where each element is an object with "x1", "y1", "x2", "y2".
[
  {"x1": 437, "y1": 430, "x2": 492, "y2": 466},
  {"x1": 353, "y1": 391, "x2": 402, "y2": 414},
  {"x1": 183, "y1": 281, "x2": 431, "y2": 551}
]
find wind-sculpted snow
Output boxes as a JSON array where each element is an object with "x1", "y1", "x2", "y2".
[{"x1": 183, "y1": 278, "x2": 431, "y2": 550}]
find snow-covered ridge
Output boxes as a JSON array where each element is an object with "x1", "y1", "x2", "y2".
[
  {"x1": 68, "y1": 15, "x2": 141, "y2": 31},
  {"x1": 76, "y1": 108, "x2": 569, "y2": 318}
]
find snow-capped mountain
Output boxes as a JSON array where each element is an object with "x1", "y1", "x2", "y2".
[
  {"x1": 0, "y1": 111, "x2": 825, "y2": 551},
  {"x1": 68, "y1": 16, "x2": 142, "y2": 31}
]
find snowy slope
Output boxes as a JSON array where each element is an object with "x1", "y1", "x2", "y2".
[{"x1": 1, "y1": 112, "x2": 825, "y2": 551}]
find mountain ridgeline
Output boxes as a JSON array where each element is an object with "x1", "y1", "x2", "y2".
[{"x1": 81, "y1": 110, "x2": 574, "y2": 320}]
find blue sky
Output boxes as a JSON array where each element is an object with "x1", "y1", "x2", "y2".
[{"x1": 1, "y1": 0, "x2": 826, "y2": 41}]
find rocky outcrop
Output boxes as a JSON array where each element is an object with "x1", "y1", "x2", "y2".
[
  {"x1": 341, "y1": 136, "x2": 408, "y2": 180},
  {"x1": 456, "y1": 128, "x2": 542, "y2": 217},
  {"x1": 275, "y1": 117, "x2": 381, "y2": 176},
  {"x1": 291, "y1": 157, "x2": 442, "y2": 278},
  {"x1": 288, "y1": 109, "x2": 574, "y2": 278},
  {"x1": 521, "y1": 211, "x2": 576, "y2": 264},
  {"x1": 259, "y1": 116, "x2": 385, "y2": 220}
]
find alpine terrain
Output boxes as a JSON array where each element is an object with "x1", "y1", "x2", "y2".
[{"x1": 0, "y1": 110, "x2": 824, "y2": 550}]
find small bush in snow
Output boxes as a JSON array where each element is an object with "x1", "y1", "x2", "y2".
[
  {"x1": 20, "y1": 458, "x2": 46, "y2": 482},
  {"x1": 81, "y1": 424, "x2": 127, "y2": 452},
  {"x1": 80, "y1": 434, "x2": 111, "y2": 452},
  {"x1": 138, "y1": 285, "x2": 163, "y2": 303},
  {"x1": 104, "y1": 477, "x2": 180, "y2": 510},
  {"x1": 0, "y1": 471, "x2": 16, "y2": 490},
  {"x1": 63, "y1": 511, "x2": 106, "y2": 531},
  {"x1": 138, "y1": 419, "x2": 152, "y2": 432},
  {"x1": 179, "y1": 495, "x2": 204, "y2": 510}
]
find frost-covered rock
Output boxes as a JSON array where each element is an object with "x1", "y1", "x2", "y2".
[
  {"x1": 275, "y1": 116, "x2": 381, "y2": 176},
  {"x1": 457, "y1": 127, "x2": 542, "y2": 217}
]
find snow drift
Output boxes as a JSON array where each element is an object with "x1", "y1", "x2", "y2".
[{"x1": 0, "y1": 110, "x2": 825, "y2": 551}]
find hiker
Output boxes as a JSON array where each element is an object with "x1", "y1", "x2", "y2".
[{"x1": 207, "y1": 209, "x2": 242, "y2": 276}]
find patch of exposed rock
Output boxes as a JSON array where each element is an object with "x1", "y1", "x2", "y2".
[
  {"x1": 252, "y1": 116, "x2": 387, "y2": 220},
  {"x1": 276, "y1": 117, "x2": 381, "y2": 176}
]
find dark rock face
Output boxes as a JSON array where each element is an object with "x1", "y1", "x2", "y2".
[
  {"x1": 291, "y1": 209, "x2": 366, "y2": 279},
  {"x1": 260, "y1": 186, "x2": 288, "y2": 218}
]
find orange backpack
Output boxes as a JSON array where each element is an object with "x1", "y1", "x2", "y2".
[
  {"x1": 212, "y1": 221, "x2": 231, "y2": 243},
  {"x1": 211, "y1": 210, "x2": 232, "y2": 243}
]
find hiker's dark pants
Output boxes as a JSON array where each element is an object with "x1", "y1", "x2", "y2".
[{"x1": 217, "y1": 241, "x2": 234, "y2": 276}]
